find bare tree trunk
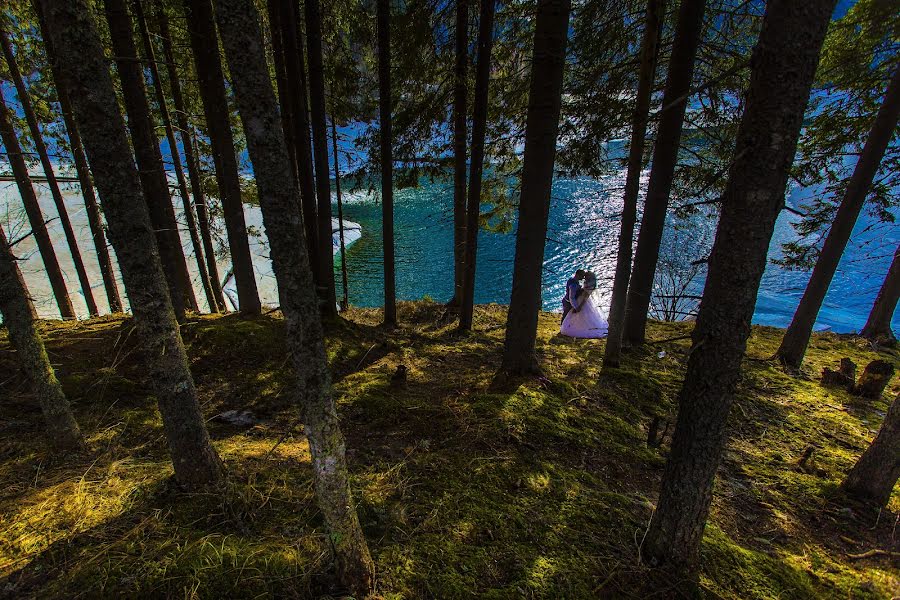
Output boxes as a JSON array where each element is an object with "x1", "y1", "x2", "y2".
[
  {"x1": 603, "y1": 0, "x2": 663, "y2": 368},
  {"x1": 332, "y1": 118, "x2": 350, "y2": 311},
  {"x1": 623, "y1": 0, "x2": 707, "y2": 347},
  {"x1": 305, "y1": 0, "x2": 338, "y2": 317},
  {"x1": 182, "y1": 0, "x2": 261, "y2": 315},
  {"x1": 0, "y1": 224, "x2": 83, "y2": 449},
  {"x1": 451, "y1": 0, "x2": 468, "y2": 308},
  {"x1": 500, "y1": 0, "x2": 571, "y2": 374},
  {"x1": 861, "y1": 242, "x2": 900, "y2": 343},
  {"x1": 377, "y1": 0, "x2": 397, "y2": 326},
  {"x1": 0, "y1": 87, "x2": 75, "y2": 320},
  {"x1": 777, "y1": 67, "x2": 900, "y2": 368},
  {"x1": 841, "y1": 392, "x2": 900, "y2": 507},
  {"x1": 279, "y1": 1, "x2": 319, "y2": 278},
  {"x1": 266, "y1": 0, "x2": 297, "y2": 177},
  {"x1": 640, "y1": 0, "x2": 834, "y2": 578},
  {"x1": 134, "y1": 0, "x2": 217, "y2": 314},
  {"x1": 104, "y1": 0, "x2": 198, "y2": 320},
  {"x1": 40, "y1": 0, "x2": 223, "y2": 487},
  {"x1": 155, "y1": 0, "x2": 225, "y2": 312},
  {"x1": 212, "y1": 0, "x2": 374, "y2": 593},
  {"x1": 34, "y1": 1, "x2": 123, "y2": 314},
  {"x1": 459, "y1": 0, "x2": 496, "y2": 332},
  {"x1": 0, "y1": 27, "x2": 98, "y2": 317}
]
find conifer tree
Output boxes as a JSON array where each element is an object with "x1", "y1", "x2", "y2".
[
  {"x1": 0, "y1": 85, "x2": 75, "y2": 320},
  {"x1": 0, "y1": 223, "x2": 83, "y2": 450},
  {"x1": 1, "y1": 26, "x2": 98, "y2": 317},
  {"x1": 182, "y1": 0, "x2": 261, "y2": 314},
  {"x1": 500, "y1": 0, "x2": 571, "y2": 374},
  {"x1": 40, "y1": 0, "x2": 223, "y2": 487},
  {"x1": 623, "y1": 0, "x2": 707, "y2": 347},
  {"x1": 212, "y1": 0, "x2": 374, "y2": 592},
  {"x1": 104, "y1": 0, "x2": 198, "y2": 319},
  {"x1": 641, "y1": 0, "x2": 835, "y2": 576}
]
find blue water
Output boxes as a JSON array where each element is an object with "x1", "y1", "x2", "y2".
[{"x1": 336, "y1": 170, "x2": 900, "y2": 334}]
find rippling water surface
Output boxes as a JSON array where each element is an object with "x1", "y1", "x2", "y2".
[{"x1": 4, "y1": 165, "x2": 897, "y2": 334}]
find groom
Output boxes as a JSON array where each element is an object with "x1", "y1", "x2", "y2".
[{"x1": 562, "y1": 269, "x2": 586, "y2": 324}]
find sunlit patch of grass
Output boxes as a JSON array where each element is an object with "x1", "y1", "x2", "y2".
[{"x1": 0, "y1": 303, "x2": 897, "y2": 598}]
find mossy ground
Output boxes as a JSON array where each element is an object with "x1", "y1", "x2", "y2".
[{"x1": 0, "y1": 301, "x2": 897, "y2": 598}]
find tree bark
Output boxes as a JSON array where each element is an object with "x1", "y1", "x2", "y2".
[
  {"x1": 452, "y1": 0, "x2": 468, "y2": 308},
  {"x1": 841, "y1": 392, "x2": 900, "y2": 508},
  {"x1": 0, "y1": 224, "x2": 83, "y2": 450},
  {"x1": 104, "y1": 0, "x2": 198, "y2": 320},
  {"x1": 332, "y1": 118, "x2": 350, "y2": 311},
  {"x1": 603, "y1": 0, "x2": 663, "y2": 368},
  {"x1": 155, "y1": 0, "x2": 225, "y2": 312},
  {"x1": 40, "y1": 0, "x2": 223, "y2": 487},
  {"x1": 458, "y1": 0, "x2": 496, "y2": 332},
  {"x1": 861, "y1": 242, "x2": 900, "y2": 343},
  {"x1": 305, "y1": 0, "x2": 338, "y2": 317},
  {"x1": 212, "y1": 0, "x2": 374, "y2": 593},
  {"x1": 278, "y1": 0, "x2": 319, "y2": 279},
  {"x1": 266, "y1": 0, "x2": 297, "y2": 178},
  {"x1": 777, "y1": 67, "x2": 900, "y2": 369},
  {"x1": 1, "y1": 26, "x2": 99, "y2": 318},
  {"x1": 0, "y1": 86, "x2": 75, "y2": 320},
  {"x1": 622, "y1": 0, "x2": 707, "y2": 347},
  {"x1": 377, "y1": 0, "x2": 397, "y2": 326},
  {"x1": 34, "y1": 1, "x2": 123, "y2": 314},
  {"x1": 852, "y1": 359, "x2": 894, "y2": 399},
  {"x1": 134, "y1": 0, "x2": 218, "y2": 314},
  {"x1": 640, "y1": 0, "x2": 835, "y2": 578},
  {"x1": 500, "y1": 0, "x2": 571, "y2": 374},
  {"x1": 182, "y1": 0, "x2": 261, "y2": 315}
]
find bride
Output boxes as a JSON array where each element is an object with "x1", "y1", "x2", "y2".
[{"x1": 561, "y1": 270, "x2": 609, "y2": 339}]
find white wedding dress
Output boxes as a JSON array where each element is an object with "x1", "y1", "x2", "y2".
[{"x1": 560, "y1": 291, "x2": 609, "y2": 339}]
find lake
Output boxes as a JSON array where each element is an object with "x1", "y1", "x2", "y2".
[{"x1": 3, "y1": 164, "x2": 897, "y2": 334}]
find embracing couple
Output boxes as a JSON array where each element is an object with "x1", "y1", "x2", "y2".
[{"x1": 560, "y1": 268, "x2": 608, "y2": 339}]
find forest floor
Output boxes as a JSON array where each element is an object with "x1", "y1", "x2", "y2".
[{"x1": 0, "y1": 301, "x2": 898, "y2": 599}]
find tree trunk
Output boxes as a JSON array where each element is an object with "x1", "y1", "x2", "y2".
[
  {"x1": 278, "y1": 0, "x2": 319, "y2": 279},
  {"x1": 0, "y1": 87, "x2": 75, "y2": 320},
  {"x1": 1, "y1": 27, "x2": 98, "y2": 318},
  {"x1": 266, "y1": 0, "x2": 297, "y2": 177},
  {"x1": 500, "y1": 0, "x2": 571, "y2": 374},
  {"x1": 458, "y1": 0, "x2": 496, "y2": 332},
  {"x1": 861, "y1": 242, "x2": 900, "y2": 343},
  {"x1": 155, "y1": 0, "x2": 225, "y2": 312},
  {"x1": 182, "y1": 0, "x2": 261, "y2": 315},
  {"x1": 841, "y1": 392, "x2": 900, "y2": 508},
  {"x1": 212, "y1": 1, "x2": 374, "y2": 593},
  {"x1": 640, "y1": 0, "x2": 835, "y2": 578},
  {"x1": 332, "y1": 118, "x2": 350, "y2": 311},
  {"x1": 622, "y1": 0, "x2": 707, "y2": 347},
  {"x1": 104, "y1": 0, "x2": 198, "y2": 320},
  {"x1": 377, "y1": 0, "x2": 397, "y2": 326},
  {"x1": 777, "y1": 67, "x2": 900, "y2": 368},
  {"x1": 34, "y1": 1, "x2": 123, "y2": 314},
  {"x1": 452, "y1": 0, "x2": 469, "y2": 308},
  {"x1": 852, "y1": 359, "x2": 895, "y2": 400},
  {"x1": 305, "y1": 0, "x2": 338, "y2": 317},
  {"x1": 134, "y1": 0, "x2": 218, "y2": 314},
  {"x1": 603, "y1": 0, "x2": 663, "y2": 368},
  {"x1": 40, "y1": 0, "x2": 223, "y2": 487},
  {"x1": 0, "y1": 224, "x2": 83, "y2": 450}
]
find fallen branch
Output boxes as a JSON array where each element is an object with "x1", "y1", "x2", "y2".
[{"x1": 846, "y1": 549, "x2": 900, "y2": 561}]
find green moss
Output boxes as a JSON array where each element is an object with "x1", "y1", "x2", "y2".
[{"x1": 0, "y1": 303, "x2": 897, "y2": 598}]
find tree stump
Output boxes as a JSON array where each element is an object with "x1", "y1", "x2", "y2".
[
  {"x1": 852, "y1": 360, "x2": 895, "y2": 399},
  {"x1": 822, "y1": 358, "x2": 857, "y2": 389}
]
